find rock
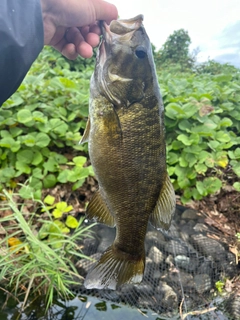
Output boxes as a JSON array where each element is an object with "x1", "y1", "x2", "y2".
[
  {"x1": 174, "y1": 255, "x2": 199, "y2": 272},
  {"x1": 194, "y1": 274, "x2": 212, "y2": 293},
  {"x1": 118, "y1": 284, "x2": 138, "y2": 305},
  {"x1": 165, "y1": 240, "x2": 188, "y2": 256},
  {"x1": 197, "y1": 259, "x2": 215, "y2": 278},
  {"x1": 167, "y1": 270, "x2": 195, "y2": 290},
  {"x1": 174, "y1": 255, "x2": 198, "y2": 272},
  {"x1": 156, "y1": 281, "x2": 178, "y2": 310},
  {"x1": 168, "y1": 223, "x2": 180, "y2": 238},
  {"x1": 180, "y1": 223, "x2": 195, "y2": 236},
  {"x1": 228, "y1": 294, "x2": 240, "y2": 320},
  {"x1": 181, "y1": 209, "x2": 199, "y2": 220},
  {"x1": 190, "y1": 234, "x2": 227, "y2": 261},
  {"x1": 148, "y1": 246, "x2": 164, "y2": 264},
  {"x1": 145, "y1": 231, "x2": 167, "y2": 253},
  {"x1": 193, "y1": 223, "x2": 210, "y2": 232},
  {"x1": 180, "y1": 231, "x2": 190, "y2": 242},
  {"x1": 134, "y1": 283, "x2": 154, "y2": 295}
]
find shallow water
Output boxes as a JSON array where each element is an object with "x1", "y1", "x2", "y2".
[
  {"x1": 0, "y1": 290, "x2": 231, "y2": 320},
  {"x1": 0, "y1": 291, "x2": 162, "y2": 320}
]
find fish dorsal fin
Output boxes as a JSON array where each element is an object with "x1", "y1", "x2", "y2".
[
  {"x1": 86, "y1": 190, "x2": 115, "y2": 227},
  {"x1": 80, "y1": 118, "x2": 91, "y2": 144},
  {"x1": 149, "y1": 175, "x2": 176, "y2": 230}
]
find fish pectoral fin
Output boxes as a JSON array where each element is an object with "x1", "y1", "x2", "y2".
[
  {"x1": 80, "y1": 118, "x2": 91, "y2": 144},
  {"x1": 86, "y1": 190, "x2": 115, "y2": 227},
  {"x1": 149, "y1": 174, "x2": 176, "y2": 230},
  {"x1": 84, "y1": 245, "x2": 144, "y2": 290}
]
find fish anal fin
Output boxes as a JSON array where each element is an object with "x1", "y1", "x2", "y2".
[
  {"x1": 149, "y1": 174, "x2": 176, "y2": 230},
  {"x1": 84, "y1": 244, "x2": 144, "y2": 290},
  {"x1": 80, "y1": 118, "x2": 91, "y2": 144},
  {"x1": 86, "y1": 190, "x2": 115, "y2": 227}
]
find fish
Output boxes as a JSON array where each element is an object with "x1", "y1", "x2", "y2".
[{"x1": 81, "y1": 14, "x2": 176, "y2": 290}]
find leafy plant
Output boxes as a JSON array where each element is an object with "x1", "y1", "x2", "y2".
[
  {"x1": 160, "y1": 66, "x2": 240, "y2": 203},
  {"x1": 1, "y1": 47, "x2": 93, "y2": 198},
  {"x1": 0, "y1": 189, "x2": 94, "y2": 311}
]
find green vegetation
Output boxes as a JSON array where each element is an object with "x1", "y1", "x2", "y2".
[
  {"x1": 1, "y1": 47, "x2": 93, "y2": 199},
  {"x1": 154, "y1": 29, "x2": 195, "y2": 69},
  {"x1": 0, "y1": 190, "x2": 93, "y2": 311},
  {"x1": 159, "y1": 67, "x2": 240, "y2": 203}
]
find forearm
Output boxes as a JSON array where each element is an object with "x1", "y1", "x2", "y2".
[{"x1": 0, "y1": 0, "x2": 44, "y2": 106}]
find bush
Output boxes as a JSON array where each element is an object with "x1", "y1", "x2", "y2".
[
  {"x1": 0, "y1": 48, "x2": 94, "y2": 198},
  {"x1": 158, "y1": 66, "x2": 240, "y2": 202}
]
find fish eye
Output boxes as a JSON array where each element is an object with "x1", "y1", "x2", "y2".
[{"x1": 135, "y1": 46, "x2": 147, "y2": 59}]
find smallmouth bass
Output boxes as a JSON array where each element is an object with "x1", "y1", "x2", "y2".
[{"x1": 81, "y1": 15, "x2": 176, "y2": 290}]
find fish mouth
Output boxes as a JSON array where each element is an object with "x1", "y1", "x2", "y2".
[
  {"x1": 100, "y1": 14, "x2": 144, "y2": 40},
  {"x1": 99, "y1": 15, "x2": 144, "y2": 65}
]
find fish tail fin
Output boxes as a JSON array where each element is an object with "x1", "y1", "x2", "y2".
[{"x1": 84, "y1": 245, "x2": 145, "y2": 290}]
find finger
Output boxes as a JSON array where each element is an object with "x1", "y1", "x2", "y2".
[
  {"x1": 76, "y1": 42, "x2": 93, "y2": 58},
  {"x1": 65, "y1": 27, "x2": 85, "y2": 45},
  {"x1": 85, "y1": 32, "x2": 100, "y2": 48},
  {"x1": 61, "y1": 43, "x2": 78, "y2": 60},
  {"x1": 89, "y1": 24, "x2": 101, "y2": 35},
  {"x1": 80, "y1": 26, "x2": 90, "y2": 38},
  {"x1": 90, "y1": 0, "x2": 118, "y2": 24}
]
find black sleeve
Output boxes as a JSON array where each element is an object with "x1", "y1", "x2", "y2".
[{"x1": 0, "y1": 0, "x2": 44, "y2": 106}]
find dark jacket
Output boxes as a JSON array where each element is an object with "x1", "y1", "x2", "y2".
[{"x1": 0, "y1": 0, "x2": 44, "y2": 106}]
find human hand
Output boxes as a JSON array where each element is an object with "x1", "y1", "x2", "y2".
[{"x1": 40, "y1": 0, "x2": 118, "y2": 59}]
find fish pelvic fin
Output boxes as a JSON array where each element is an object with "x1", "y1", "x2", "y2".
[
  {"x1": 86, "y1": 190, "x2": 115, "y2": 227},
  {"x1": 84, "y1": 245, "x2": 145, "y2": 290},
  {"x1": 149, "y1": 174, "x2": 176, "y2": 230},
  {"x1": 80, "y1": 118, "x2": 91, "y2": 144}
]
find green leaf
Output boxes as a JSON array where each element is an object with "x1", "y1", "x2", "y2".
[
  {"x1": 72, "y1": 179, "x2": 85, "y2": 190},
  {"x1": 43, "y1": 174, "x2": 57, "y2": 188},
  {"x1": 65, "y1": 216, "x2": 79, "y2": 229},
  {"x1": 35, "y1": 133, "x2": 51, "y2": 147},
  {"x1": 32, "y1": 151, "x2": 43, "y2": 166},
  {"x1": 44, "y1": 195, "x2": 55, "y2": 205},
  {"x1": 165, "y1": 103, "x2": 184, "y2": 119},
  {"x1": 177, "y1": 134, "x2": 192, "y2": 146},
  {"x1": 17, "y1": 149, "x2": 34, "y2": 164},
  {"x1": 233, "y1": 182, "x2": 240, "y2": 192},
  {"x1": 194, "y1": 163, "x2": 207, "y2": 174},
  {"x1": 215, "y1": 131, "x2": 231, "y2": 143},
  {"x1": 18, "y1": 185, "x2": 34, "y2": 199},
  {"x1": 52, "y1": 202, "x2": 73, "y2": 218},
  {"x1": 72, "y1": 156, "x2": 87, "y2": 167},
  {"x1": 32, "y1": 168, "x2": 43, "y2": 179},
  {"x1": 57, "y1": 170, "x2": 70, "y2": 183},
  {"x1": 0, "y1": 137, "x2": 20, "y2": 152},
  {"x1": 214, "y1": 74, "x2": 232, "y2": 82},
  {"x1": 15, "y1": 161, "x2": 31, "y2": 174},
  {"x1": 167, "y1": 152, "x2": 179, "y2": 165},
  {"x1": 231, "y1": 161, "x2": 240, "y2": 177},
  {"x1": 218, "y1": 117, "x2": 233, "y2": 128},
  {"x1": 17, "y1": 109, "x2": 33, "y2": 123}
]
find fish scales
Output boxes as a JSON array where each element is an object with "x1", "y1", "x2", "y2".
[{"x1": 81, "y1": 15, "x2": 176, "y2": 290}]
